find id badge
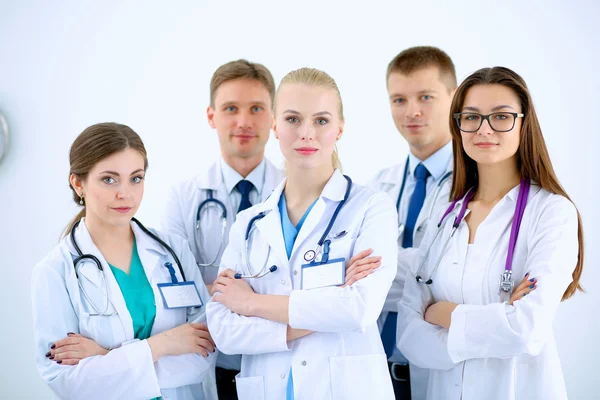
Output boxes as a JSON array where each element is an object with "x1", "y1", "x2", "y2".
[
  {"x1": 157, "y1": 281, "x2": 203, "y2": 309},
  {"x1": 301, "y1": 258, "x2": 346, "y2": 290}
]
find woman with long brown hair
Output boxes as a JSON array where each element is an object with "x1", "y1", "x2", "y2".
[
  {"x1": 31, "y1": 123, "x2": 218, "y2": 399},
  {"x1": 396, "y1": 67, "x2": 584, "y2": 399}
]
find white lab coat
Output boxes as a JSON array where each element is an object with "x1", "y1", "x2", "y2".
[
  {"x1": 370, "y1": 160, "x2": 452, "y2": 400},
  {"x1": 162, "y1": 158, "x2": 284, "y2": 285},
  {"x1": 31, "y1": 219, "x2": 218, "y2": 400},
  {"x1": 206, "y1": 170, "x2": 398, "y2": 400},
  {"x1": 397, "y1": 184, "x2": 579, "y2": 400}
]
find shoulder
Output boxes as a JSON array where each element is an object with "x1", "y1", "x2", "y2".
[
  {"x1": 529, "y1": 186, "x2": 578, "y2": 222},
  {"x1": 371, "y1": 163, "x2": 406, "y2": 185},
  {"x1": 32, "y1": 238, "x2": 71, "y2": 281},
  {"x1": 348, "y1": 180, "x2": 396, "y2": 212}
]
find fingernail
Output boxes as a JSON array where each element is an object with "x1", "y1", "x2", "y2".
[
  {"x1": 56, "y1": 360, "x2": 62, "y2": 364},
  {"x1": 529, "y1": 278, "x2": 535, "y2": 282},
  {"x1": 522, "y1": 293, "x2": 527, "y2": 297},
  {"x1": 67, "y1": 332, "x2": 75, "y2": 335},
  {"x1": 524, "y1": 272, "x2": 529, "y2": 277},
  {"x1": 49, "y1": 356, "x2": 54, "y2": 360},
  {"x1": 45, "y1": 352, "x2": 51, "y2": 357},
  {"x1": 529, "y1": 285, "x2": 535, "y2": 289},
  {"x1": 50, "y1": 344, "x2": 55, "y2": 349}
]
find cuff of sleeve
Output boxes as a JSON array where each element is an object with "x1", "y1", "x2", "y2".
[
  {"x1": 288, "y1": 290, "x2": 309, "y2": 329},
  {"x1": 447, "y1": 304, "x2": 469, "y2": 363},
  {"x1": 127, "y1": 340, "x2": 162, "y2": 397}
]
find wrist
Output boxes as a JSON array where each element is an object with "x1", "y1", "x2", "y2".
[
  {"x1": 147, "y1": 334, "x2": 169, "y2": 360},
  {"x1": 245, "y1": 293, "x2": 261, "y2": 317}
]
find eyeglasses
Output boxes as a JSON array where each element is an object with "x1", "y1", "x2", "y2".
[{"x1": 453, "y1": 112, "x2": 524, "y2": 133}]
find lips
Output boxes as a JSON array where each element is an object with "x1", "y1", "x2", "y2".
[
  {"x1": 112, "y1": 207, "x2": 132, "y2": 213},
  {"x1": 233, "y1": 134, "x2": 256, "y2": 140},
  {"x1": 295, "y1": 147, "x2": 318, "y2": 155},
  {"x1": 474, "y1": 142, "x2": 498, "y2": 148}
]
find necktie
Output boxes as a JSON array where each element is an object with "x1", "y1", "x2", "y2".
[
  {"x1": 381, "y1": 163, "x2": 430, "y2": 359},
  {"x1": 236, "y1": 180, "x2": 254, "y2": 213},
  {"x1": 402, "y1": 163, "x2": 431, "y2": 248}
]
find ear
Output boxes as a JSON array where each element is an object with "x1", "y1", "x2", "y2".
[
  {"x1": 336, "y1": 121, "x2": 345, "y2": 141},
  {"x1": 207, "y1": 105, "x2": 216, "y2": 129},
  {"x1": 69, "y1": 173, "x2": 84, "y2": 195},
  {"x1": 272, "y1": 115, "x2": 279, "y2": 140}
]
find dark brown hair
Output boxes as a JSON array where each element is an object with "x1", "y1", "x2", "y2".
[
  {"x1": 449, "y1": 66, "x2": 584, "y2": 300},
  {"x1": 386, "y1": 46, "x2": 457, "y2": 90},
  {"x1": 210, "y1": 59, "x2": 275, "y2": 108},
  {"x1": 63, "y1": 122, "x2": 148, "y2": 237}
]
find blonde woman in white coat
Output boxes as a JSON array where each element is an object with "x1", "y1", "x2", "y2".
[
  {"x1": 396, "y1": 67, "x2": 585, "y2": 400},
  {"x1": 206, "y1": 68, "x2": 398, "y2": 400},
  {"x1": 32, "y1": 123, "x2": 217, "y2": 400}
]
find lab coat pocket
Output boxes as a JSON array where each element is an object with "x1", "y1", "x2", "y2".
[
  {"x1": 329, "y1": 353, "x2": 393, "y2": 400},
  {"x1": 235, "y1": 375, "x2": 265, "y2": 400}
]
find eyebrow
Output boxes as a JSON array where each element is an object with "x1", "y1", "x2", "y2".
[
  {"x1": 388, "y1": 90, "x2": 438, "y2": 99},
  {"x1": 282, "y1": 109, "x2": 332, "y2": 117},
  {"x1": 99, "y1": 169, "x2": 145, "y2": 176},
  {"x1": 462, "y1": 105, "x2": 515, "y2": 112},
  {"x1": 221, "y1": 101, "x2": 268, "y2": 107}
]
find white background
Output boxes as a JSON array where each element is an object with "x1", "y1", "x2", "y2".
[{"x1": 1, "y1": 1, "x2": 598, "y2": 398}]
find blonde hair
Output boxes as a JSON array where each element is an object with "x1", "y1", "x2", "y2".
[{"x1": 276, "y1": 67, "x2": 343, "y2": 170}]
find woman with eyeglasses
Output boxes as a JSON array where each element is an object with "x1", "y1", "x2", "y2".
[{"x1": 395, "y1": 67, "x2": 584, "y2": 400}]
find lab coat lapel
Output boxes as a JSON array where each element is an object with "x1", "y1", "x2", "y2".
[
  {"x1": 262, "y1": 158, "x2": 285, "y2": 201},
  {"x1": 292, "y1": 170, "x2": 347, "y2": 256},
  {"x1": 254, "y1": 180, "x2": 289, "y2": 269},
  {"x1": 72, "y1": 218, "x2": 134, "y2": 340}
]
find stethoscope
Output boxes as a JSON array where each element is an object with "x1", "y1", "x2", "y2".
[
  {"x1": 194, "y1": 167, "x2": 267, "y2": 268},
  {"x1": 234, "y1": 175, "x2": 353, "y2": 280},
  {"x1": 71, "y1": 217, "x2": 186, "y2": 316},
  {"x1": 414, "y1": 179, "x2": 531, "y2": 296},
  {"x1": 396, "y1": 157, "x2": 452, "y2": 238}
]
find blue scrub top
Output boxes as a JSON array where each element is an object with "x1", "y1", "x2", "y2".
[{"x1": 278, "y1": 194, "x2": 317, "y2": 400}]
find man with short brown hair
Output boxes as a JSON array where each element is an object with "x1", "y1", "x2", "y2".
[{"x1": 372, "y1": 46, "x2": 458, "y2": 400}]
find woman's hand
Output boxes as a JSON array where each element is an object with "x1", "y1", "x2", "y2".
[
  {"x1": 46, "y1": 333, "x2": 109, "y2": 365},
  {"x1": 424, "y1": 301, "x2": 458, "y2": 330},
  {"x1": 148, "y1": 323, "x2": 215, "y2": 361},
  {"x1": 212, "y1": 269, "x2": 257, "y2": 316},
  {"x1": 343, "y1": 248, "x2": 382, "y2": 287},
  {"x1": 510, "y1": 273, "x2": 537, "y2": 305}
]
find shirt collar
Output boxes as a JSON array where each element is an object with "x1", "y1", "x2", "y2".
[
  {"x1": 220, "y1": 157, "x2": 266, "y2": 195},
  {"x1": 408, "y1": 141, "x2": 453, "y2": 181}
]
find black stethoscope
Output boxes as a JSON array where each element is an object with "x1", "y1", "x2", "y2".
[
  {"x1": 234, "y1": 175, "x2": 353, "y2": 279},
  {"x1": 396, "y1": 157, "x2": 452, "y2": 237},
  {"x1": 71, "y1": 217, "x2": 186, "y2": 316}
]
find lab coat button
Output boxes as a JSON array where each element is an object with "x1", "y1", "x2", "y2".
[
  {"x1": 302, "y1": 361, "x2": 307, "y2": 366},
  {"x1": 280, "y1": 374, "x2": 286, "y2": 379},
  {"x1": 281, "y1": 280, "x2": 286, "y2": 285},
  {"x1": 294, "y1": 270, "x2": 298, "y2": 275}
]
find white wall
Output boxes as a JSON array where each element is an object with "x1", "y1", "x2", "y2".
[{"x1": 1, "y1": 0, "x2": 598, "y2": 398}]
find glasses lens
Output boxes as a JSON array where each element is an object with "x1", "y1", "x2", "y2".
[
  {"x1": 458, "y1": 113, "x2": 481, "y2": 132},
  {"x1": 489, "y1": 113, "x2": 515, "y2": 132}
]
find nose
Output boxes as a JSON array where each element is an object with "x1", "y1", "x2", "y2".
[
  {"x1": 477, "y1": 117, "x2": 494, "y2": 135},
  {"x1": 116, "y1": 183, "x2": 131, "y2": 200},
  {"x1": 236, "y1": 110, "x2": 253, "y2": 130},
  {"x1": 300, "y1": 122, "x2": 315, "y2": 141},
  {"x1": 405, "y1": 101, "x2": 422, "y2": 118}
]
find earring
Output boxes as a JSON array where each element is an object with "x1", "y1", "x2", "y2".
[{"x1": 79, "y1": 194, "x2": 84, "y2": 205}]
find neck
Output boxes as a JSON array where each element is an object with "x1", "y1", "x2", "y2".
[
  {"x1": 284, "y1": 165, "x2": 335, "y2": 206},
  {"x1": 222, "y1": 152, "x2": 264, "y2": 178},
  {"x1": 410, "y1": 136, "x2": 451, "y2": 161},
  {"x1": 474, "y1": 158, "x2": 521, "y2": 202},
  {"x1": 84, "y1": 214, "x2": 134, "y2": 251}
]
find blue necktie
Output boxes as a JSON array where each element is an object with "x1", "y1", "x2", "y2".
[
  {"x1": 381, "y1": 163, "x2": 430, "y2": 359},
  {"x1": 236, "y1": 180, "x2": 254, "y2": 213},
  {"x1": 402, "y1": 163, "x2": 430, "y2": 248}
]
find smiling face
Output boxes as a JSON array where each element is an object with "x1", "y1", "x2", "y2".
[
  {"x1": 273, "y1": 83, "x2": 343, "y2": 172},
  {"x1": 207, "y1": 78, "x2": 273, "y2": 163},
  {"x1": 458, "y1": 84, "x2": 523, "y2": 166},
  {"x1": 387, "y1": 66, "x2": 454, "y2": 159},
  {"x1": 70, "y1": 148, "x2": 146, "y2": 228}
]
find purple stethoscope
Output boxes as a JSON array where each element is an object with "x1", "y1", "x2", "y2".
[{"x1": 414, "y1": 179, "x2": 530, "y2": 295}]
